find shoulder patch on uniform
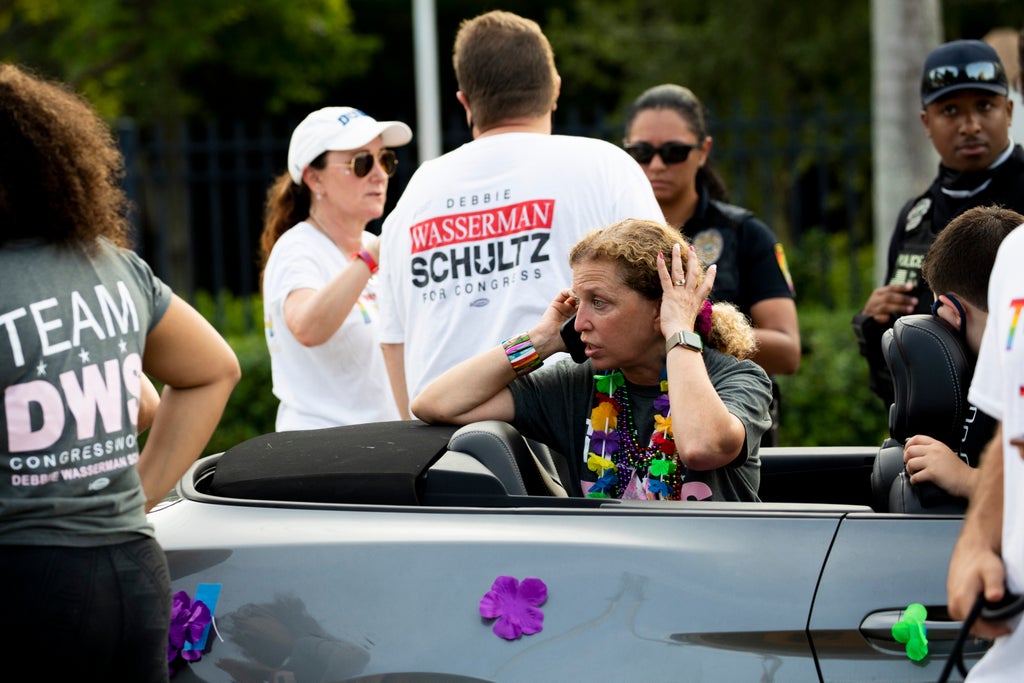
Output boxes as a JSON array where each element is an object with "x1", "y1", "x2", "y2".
[
  {"x1": 905, "y1": 197, "x2": 931, "y2": 233},
  {"x1": 693, "y1": 229, "x2": 724, "y2": 265},
  {"x1": 775, "y1": 243, "x2": 795, "y2": 295}
]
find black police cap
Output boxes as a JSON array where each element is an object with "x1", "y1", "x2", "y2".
[{"x1": 920, "y1": 39, "x2": 1009, "y2": 106}]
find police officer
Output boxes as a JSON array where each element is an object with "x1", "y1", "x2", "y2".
[
  {"x1": 624, "y1": 84, "x2": 801, "y2": 446},
  {"x1": 854, "y1": 39, "x2": 1024, "y2": 407}
]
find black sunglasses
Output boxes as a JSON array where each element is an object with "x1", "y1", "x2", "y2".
[
  {"x1": 330, "y1": 149, "x2": 398, "y2": 178},
  {"x1": 623, "y1": 141, "x2": 697, "y2": 165},
  {"x1": 922, "y1": 61, "x2": 1006, "y2": 98}
]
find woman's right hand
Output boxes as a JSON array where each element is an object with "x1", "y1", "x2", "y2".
[{"x1": 530, "y1": 288, "x2": 578, "y2": 358}]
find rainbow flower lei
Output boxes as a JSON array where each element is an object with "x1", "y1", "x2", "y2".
[{"x1": 583, "y1": 369, "x2": 683, "y2": 499}]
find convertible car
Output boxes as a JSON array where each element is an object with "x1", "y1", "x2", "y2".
[
  {"x1": 151, "y1": 316, "x2": 990, "y2": 682},
  {"x1": 152, "y1": 418, "x2": 986, "y2": 683}
]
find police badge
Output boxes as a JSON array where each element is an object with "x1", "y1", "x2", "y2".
[
  {"x1": 693, "y1": 229, "x2": 724, "y2": 265},
  {"x1": 904, "y1": 197, "x2": 931, "y2": 233}
]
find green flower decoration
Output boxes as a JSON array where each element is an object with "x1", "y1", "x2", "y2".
[
  {"x1": 649, "y1": 458, "x2": 678, "y2": 477},
  {"x1": 594, "y1": 371, "x2": 625, "y2": 395}
]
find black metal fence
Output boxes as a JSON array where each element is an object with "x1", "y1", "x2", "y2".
[{"x1": 117, "y1": 102, "x2": 872, "y2": 332}]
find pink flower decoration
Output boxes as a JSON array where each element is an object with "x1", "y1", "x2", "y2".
[{"x1": 479, "y1": 575, "x2": 547, "y2": 640}]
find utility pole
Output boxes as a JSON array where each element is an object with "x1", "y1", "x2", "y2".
[
  {"x1": 412, "y1": 0, "x2": 442, "y2": 163},
  {"x1": 870, "y1": 0, "x2": 942, "y2": 285}
]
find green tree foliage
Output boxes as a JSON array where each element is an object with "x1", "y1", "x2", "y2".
[
  {"x1": 943, "y1": 0, "x2": 1024, "y2": 41},
  {"x1": 185, "y1": 288, "x2": 889, "y2": 451},
  {"x1": 0, "y1": 0, "x2": 379, "y2": 123},
  {"x1": 543, "y1": 0, "x2": 871, "y2": 120}
]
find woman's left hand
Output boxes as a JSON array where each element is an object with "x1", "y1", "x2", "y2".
[{"x1": 657, "y1": 243, "x2": 716, "y2": 338}]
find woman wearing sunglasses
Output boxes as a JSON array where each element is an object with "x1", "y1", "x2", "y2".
[
  {"x1": 259, "y1": 107, "x2": 412, "y2": 430},
  {"x1": 623, "y1": 84, "x2": 801, "y2": 445}
]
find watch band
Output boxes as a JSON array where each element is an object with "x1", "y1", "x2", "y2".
[{"x1": 665, "y1": 329, "x2": 703, "y2": 354}]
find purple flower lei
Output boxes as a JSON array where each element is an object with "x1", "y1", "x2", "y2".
[{"x1": 479, "y1": 575, "x2": 547, "y2": 640}]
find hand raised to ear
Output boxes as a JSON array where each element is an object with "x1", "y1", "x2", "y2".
[{"x1": 657, "y1": 243, "x2": 716, "y2": 338}]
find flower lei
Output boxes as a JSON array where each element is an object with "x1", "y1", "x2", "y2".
[{"x1": 583, "y1": 368, "x2": 683, "y2": 500}]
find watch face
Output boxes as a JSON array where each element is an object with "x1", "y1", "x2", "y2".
[{"x1": 666, "y1": 330, "x2": 702, "y2": 354}]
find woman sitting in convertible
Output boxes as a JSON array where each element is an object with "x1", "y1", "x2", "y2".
[{"x1": 412, "y1": 218, "x2": 772, "y2": 501}]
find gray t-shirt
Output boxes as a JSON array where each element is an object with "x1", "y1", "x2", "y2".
[
  {"x1": 0, "y1": 239, "x2": 172, "y2": 546},
  {"x1": 510, "y1": 349, "x2": 772, "y2": 501}
]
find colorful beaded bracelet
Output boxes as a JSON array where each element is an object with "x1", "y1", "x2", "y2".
[{"x1": 502, "y1": 333, "x2": 542, "y2": 377}]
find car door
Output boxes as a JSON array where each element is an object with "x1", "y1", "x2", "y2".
[{"x1": 809, "y1": 513, "x2": 990, "y2": 681}]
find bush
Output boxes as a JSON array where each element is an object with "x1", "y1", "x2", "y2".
[
  {"x1": 775, "y1": 305, "x2": 888, "y2": 447},
  {"x1": 204, "y1": 332, "x2": 277, "y2": 455},
  {"x1": 189, "y1": 292, "x2": 276, "y2": 455}
]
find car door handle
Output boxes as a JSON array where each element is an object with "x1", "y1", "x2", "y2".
[{"x1": 860, "y1": 609, "x2": 992, "y2": 656}]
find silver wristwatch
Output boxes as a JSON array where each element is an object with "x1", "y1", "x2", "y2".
[{"x1": 665, "y1": 329, "x2": 703, "y2": 354}]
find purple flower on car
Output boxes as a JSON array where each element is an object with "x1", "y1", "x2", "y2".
[
  {"x1": 479, "y1": 575, "x2": 547, "y2": 640},
  {"x1": 168, "y1": 591, "x2": 212, "y2": 673}
]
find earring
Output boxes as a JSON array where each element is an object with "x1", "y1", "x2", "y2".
[{"x1": 315, "y1": 191, "x2": 323, "y2": 200}]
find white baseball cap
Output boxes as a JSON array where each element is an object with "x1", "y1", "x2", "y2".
[{"x1": 287, "y1": 107, "x2": 413, "y2": 183}]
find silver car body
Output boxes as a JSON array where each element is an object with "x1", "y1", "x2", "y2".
[{"x1": 151, "y1": 421, "x2": 986, "y2": 682}]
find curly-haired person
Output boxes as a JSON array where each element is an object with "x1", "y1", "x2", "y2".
[
  {"x1": 413, "y1": 219, "x2": 772, "y2": 502},
  {"x1": 0, "y1": 64, "x2": 240, "y2": 681}
]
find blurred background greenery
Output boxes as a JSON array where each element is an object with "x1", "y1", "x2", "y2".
[{"x1": 5, "y1": 0, "x2": 1024, "y2": 451}]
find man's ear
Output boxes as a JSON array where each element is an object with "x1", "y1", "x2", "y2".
[
  {"x1": 936, "y1": 294, "x2": 964, "y2": 328},
  {"x1": 920, "y1": 109, "x2": 931, "y2": 137},
  {"x1": 456, "y1": 91, "x2": 471, "y2": 126}
]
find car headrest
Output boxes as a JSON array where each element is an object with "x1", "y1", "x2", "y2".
[
  {"x1": 882, "y1": 314, "x2": 974, "y2": 449},
  {"x1": 447, "y1": 421, "x2": 568, "y2": 497}
]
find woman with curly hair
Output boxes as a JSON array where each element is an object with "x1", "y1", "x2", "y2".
[
  {"x1": 0, "y1": 64, "x2": 240, "y2": 681},
  {"x1": 413, "y1": 219, "x2": 772, "y2": 501}
]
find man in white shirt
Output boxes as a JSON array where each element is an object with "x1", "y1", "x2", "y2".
[
  {"x1": 377, "y1": 10, "x2": 664, "y2": 412},
  {"x1": 946, "y1": 222, "x2": 1024, "y2": 681}
]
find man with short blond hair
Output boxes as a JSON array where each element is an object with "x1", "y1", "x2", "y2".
[{"x1": 378, "y1": 10, "x2": 664, "y2": 413}]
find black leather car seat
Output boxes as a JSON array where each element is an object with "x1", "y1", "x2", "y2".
[
  {"x1": 447, "y1": 421, "x2": 568, "y2": 497},
  {"x1": 870, "y1": 314, "x2": 972, "y2": 514}
]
